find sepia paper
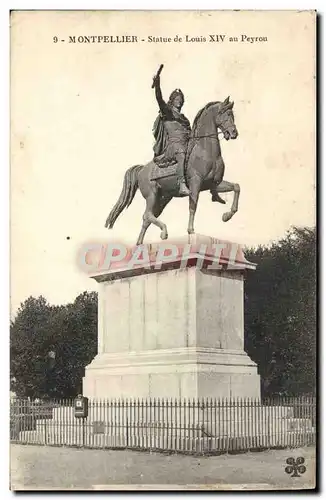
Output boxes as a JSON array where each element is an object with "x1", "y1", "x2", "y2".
[{"x1": 10, "y1": 10, "x2": 316, "y2": 491}]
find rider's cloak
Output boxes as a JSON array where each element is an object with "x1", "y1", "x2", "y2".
[
  {"x1": 152, "y1": 112, "x2": 168, "y2": 158},
  {"x1": 152, "y1": 107, "x2": 191, "y2": 161}
]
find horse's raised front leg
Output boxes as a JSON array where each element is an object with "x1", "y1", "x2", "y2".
[
  {"x1": 215, "y1": 180, "x2": 240, "y2": 222},
  {"x1": 187, "y1": 175, "x2": 202, "y2": 234}
]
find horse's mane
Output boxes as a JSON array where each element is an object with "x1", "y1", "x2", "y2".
[
  {"x1": 185, "y1": 101, "x2": 221, "y2": 164},
  {"x1": 191, "y1": 101, "x2": 220, "y2": 133}
]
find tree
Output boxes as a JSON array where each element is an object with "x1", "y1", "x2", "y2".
[
  {"x1": 244, "y1": 226, "x2": 316, "y2": 397},
  {"x1": 10, "y1": 292, "x2": 98, "y2": 398},
  {"x1": 10, "y1": 296, "x2": 54, "y2": 397},
  {"x1": 48, "y1": 292, "x2": 98, "y2": 398}
]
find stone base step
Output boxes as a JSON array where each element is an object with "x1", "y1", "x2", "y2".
[
  {"x1": 18, "y1": 428, "x2": 315, "y2": 451},
  {"x1": 35, "y1": 415, "x2": 313, "y2": 438}
]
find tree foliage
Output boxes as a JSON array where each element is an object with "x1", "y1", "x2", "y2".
[
  {"x1": 10, "y1": 292, "x2": 97, "y2": 398},
  {"x1": 244, "y1": 226, "x2": 316, "y2": 397}
]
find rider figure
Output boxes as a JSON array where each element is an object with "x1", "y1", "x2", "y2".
[{"x1": 152, "y1": 72, "x2": 191, "y2": 197}]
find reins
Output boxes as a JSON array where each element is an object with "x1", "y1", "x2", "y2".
[{"x1": 191, "y1": 131, "x2": 225, "y2": 141}]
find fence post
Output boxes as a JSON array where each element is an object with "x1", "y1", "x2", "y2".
[
  {"x1": 82, "y1": 418, "x2": 85, "y2": 447},
  {"x1": 126, "y1": 409, "x2": 129, "y2": 448},
  {"x1": 44, "y1": 415, "x2": 47, "y2": 445}
]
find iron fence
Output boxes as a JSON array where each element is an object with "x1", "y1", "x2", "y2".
[{"x1": 10, "y1": 396, "x2": 316, "y2": 454}]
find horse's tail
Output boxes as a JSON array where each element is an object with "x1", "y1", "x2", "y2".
[{"x1": 105, "y1": 165, "x2": 143, "y2": 229}]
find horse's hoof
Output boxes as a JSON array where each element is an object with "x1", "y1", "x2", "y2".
[
  {"x1": 160, "y1": 230, "x2": 168, "y2": 240},
  {"x1": 187, "y1": 229, "x2": 194, "y2": 234},
  {"x1": 222, "y1": 211, "x2": 234, "y2": 222}
]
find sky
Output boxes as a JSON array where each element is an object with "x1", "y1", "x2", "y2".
[{"x1": 10, "y1": 10, "x2": 316, "y2": 315}]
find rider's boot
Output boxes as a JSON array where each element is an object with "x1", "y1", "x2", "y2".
[
  {"x1": 178, "y1": 178, "x2": 190, "y2": 196},
  {"x1": 211, "y1": 188, "x2": 226, "y2": 204},
  {"x1": 175, "y1": 152, "x2": 190, "y2": 196}
]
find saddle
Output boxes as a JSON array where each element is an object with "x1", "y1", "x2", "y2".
[{"x1": 150, "y1": 155, "x2": 178, "y2": 181}]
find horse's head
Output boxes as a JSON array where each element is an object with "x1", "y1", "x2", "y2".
[{"x1": 215, "y1": 97, "x2": 238, "y2": 140}]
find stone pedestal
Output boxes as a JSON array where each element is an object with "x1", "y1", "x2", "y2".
[{"x1": 83, "y1": 234, "x2": 261, "y2": 400}]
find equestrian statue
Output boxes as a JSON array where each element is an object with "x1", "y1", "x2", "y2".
[{"x1": 105, "y1": 64, "x2": 240, "y2": 245}]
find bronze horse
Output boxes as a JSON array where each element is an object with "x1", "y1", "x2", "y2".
[{"x1": 105, "y1": 97, "x2": 240, "y2": 245}]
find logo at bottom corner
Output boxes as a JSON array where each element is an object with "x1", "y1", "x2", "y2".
[{"x1": 285, "y1": 457, "x2": 306, "y2": 477}]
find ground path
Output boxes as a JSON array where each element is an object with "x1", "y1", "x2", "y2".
[{"x1": 10, "y1": 444, "x2": 315, "y2": 490}]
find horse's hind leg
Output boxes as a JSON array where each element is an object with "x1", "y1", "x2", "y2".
[
  {"x1": 215, "y1": 180, "x2": 240, "y2": 222},
  {"x1": 138, "y1": 190, "x2": 169, "y2": 244},
  {"x1": 136, "y1": 197, "x2": 170, "y2": 245},
  {"x1": 136, "y1": 220, "x2": 151, "y2": 246}
]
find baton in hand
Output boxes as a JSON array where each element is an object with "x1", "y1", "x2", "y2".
[{"x1": 152, "y1": 64, "x2": 164, "y2": 88}]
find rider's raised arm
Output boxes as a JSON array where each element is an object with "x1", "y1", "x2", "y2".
[{"x1": 153, "y1": 76, "x2": 169, "y2": 115}]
